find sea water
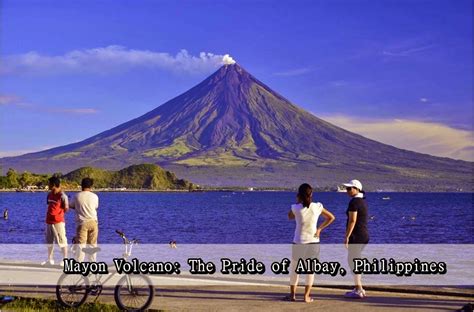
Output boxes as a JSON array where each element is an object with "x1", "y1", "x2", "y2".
[{"x1": 0, "y1": 192, "x2": 472, "y2": 244}]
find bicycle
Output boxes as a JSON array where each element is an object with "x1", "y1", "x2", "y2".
[{"x1": 56, "y1": 230, "x2": 155, "y2": 311}]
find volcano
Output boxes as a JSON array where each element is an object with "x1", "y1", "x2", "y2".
[{"x1": 1, "y1": 64, "x2": 472, "y2": 191}]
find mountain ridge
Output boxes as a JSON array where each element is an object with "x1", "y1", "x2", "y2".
[{"x1": 1, "y1": 64, "x2": 472, "y2": 191}]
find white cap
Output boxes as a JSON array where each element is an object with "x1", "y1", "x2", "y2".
[{"x1": 343, "y1": 179, "x2": 363, "y2": 191}]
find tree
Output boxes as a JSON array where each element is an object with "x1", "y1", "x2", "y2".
[
  {"x1": 19, "y1": 171, "x2": 34, "y2": 188},
  {"x1": 0, "y1": 176, "x2": 8, "y2": 189},
  {"x1": 6, "y1": 168, "x2": 19, "y2": 188}
]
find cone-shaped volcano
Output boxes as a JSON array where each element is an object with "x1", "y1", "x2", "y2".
[{"x1": 1, "y1": 64, "x2": 471, "y2": 190}]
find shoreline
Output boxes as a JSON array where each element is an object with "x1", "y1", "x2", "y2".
[{"x1": 0, "y1": 189, "x2": 472, "y2": 193}]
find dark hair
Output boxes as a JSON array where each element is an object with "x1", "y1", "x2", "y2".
[
  {"x1": 81, "y1": 178, "x2": 94, "y2": 189},
  {"x1": 298, "y1": 183, "x2": 313, "y2": 208},
  {"x1": 48, "y1": 176, "x2": 60, "y2": 188}
]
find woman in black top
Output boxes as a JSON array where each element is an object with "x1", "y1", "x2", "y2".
[{"x1": 343, "y1": 179, "x2": 369, "y2": 299}]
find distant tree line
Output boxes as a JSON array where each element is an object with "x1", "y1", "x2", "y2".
[
  {"x1": 0, "y1": 164, "x2": 196, "y2": 191},
  {"x1": 0, "y1": 168, "x2": 62, "y2": 189}
]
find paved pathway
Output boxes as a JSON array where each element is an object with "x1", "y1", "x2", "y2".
[{"x1": 1, "y1": 284, "x2": 472, "y2": 311}]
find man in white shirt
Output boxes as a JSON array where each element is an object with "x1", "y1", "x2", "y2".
[{"x1": 69, "y1": 178, "x2": 99, "y2": 261}]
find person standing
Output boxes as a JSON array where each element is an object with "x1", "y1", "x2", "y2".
[
  {"x1": 69, "y1": 178, "x2": 99, "y2": 261},
  {"x1": 43, "y1": 176, "x2": 69, "y2": 266},
  {"x1": 343, "y1": 179, "x2": 369, "y2": 299},
  {"x1": 287, "y1": 183, "x2": 335, "y2": 303}
]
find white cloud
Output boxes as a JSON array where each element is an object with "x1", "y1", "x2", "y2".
[
  {"x1": 419, "y1": 98, "x2": 428, "y2": 102},
  {"x1": 0, "y1": 146, "x2": 55, "y2": 158},
  {"x1": 49, "y1": 108, "x2": 98, "y2": 114},
  {"x1": 0, "y1": 94, "x2": 23, "y2": 106},
  {"x1": 1, "y1": 46, "x2": 234, "y2": 75},
  {"x1": 0, "y1": 93, "x2": 98, "y2": 115},
  {"x1": 222, "y1": 54, "x2": 236, "y2": 65},
  {"x1": 274, "y1": 67, "x2": 312, "y2": 77},
  {"x1": 328, "y1": 80, "x2": 348, "y2": 87},
  {"x1": 381, "y1": 37, "x2": 436, "y2": 58},
  {"x1": 320, "y1": 115, "x2": 474, "y2": 161}
]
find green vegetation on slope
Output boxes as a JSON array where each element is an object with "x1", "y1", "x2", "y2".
[
  {"x1": 62, "y1": 167, "x2": 114, "y2": 188},
  {"x1": 64, "y1": 164, "x2": 195, "y2": 190},
  {"x1": 143, "y1": 137, "x2": 195, "y2": 158}
]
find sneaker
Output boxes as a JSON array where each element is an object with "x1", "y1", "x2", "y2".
[
  {"x1": 40, "y1": 259, "x2": 54, "y2": 266},
  {"x1": 344, "y1": 289, "x2": 364, "y2": 299}
]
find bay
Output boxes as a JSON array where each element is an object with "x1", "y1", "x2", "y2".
[{"x1": 0, "y1": 192, "x2": 472, "y2": 244}]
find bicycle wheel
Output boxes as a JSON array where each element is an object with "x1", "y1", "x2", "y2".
[
  {"x1": 56, "y1": 273, "x2": 89, "y2": 308},
  {"x1": 114, "y1": 274, "x2": 155, "y2": 311}
]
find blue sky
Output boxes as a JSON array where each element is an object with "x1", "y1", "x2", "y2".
[{"x1": 1, "y1": 0, "x2": 473, "y2": 160}]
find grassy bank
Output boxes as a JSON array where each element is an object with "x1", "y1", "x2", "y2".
[{"x1": 0, "y1": 296, "x2": 120, "y2": 311}]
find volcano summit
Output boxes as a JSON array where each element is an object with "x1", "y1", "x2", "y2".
[{"x1": 1, "y1": 64, "x2": 472, "y2": 191}]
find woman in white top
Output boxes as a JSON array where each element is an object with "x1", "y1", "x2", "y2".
[{"x1": 287, "y1": 183, "x2": 335, "y2": 303}]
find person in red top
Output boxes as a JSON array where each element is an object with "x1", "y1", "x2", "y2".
[{"x1": 42, "y1": 176, "x2": 69, "y2": 266}]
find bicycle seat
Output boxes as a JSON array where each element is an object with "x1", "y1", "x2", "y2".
[{"x1": 81, "y1": 247, "x2": 101, "y2": 255}]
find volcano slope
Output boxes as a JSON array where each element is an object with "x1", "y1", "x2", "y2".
[{"x1": 1, "y1": 64, "x2": 472, "y2": 191}]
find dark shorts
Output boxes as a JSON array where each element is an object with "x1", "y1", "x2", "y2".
[
  {"x1": 348, "y1": 243, "x2": 367, "y2": 272},
  {"x1": 292, "y1": 243, "x2": 320, "y2": 262}
]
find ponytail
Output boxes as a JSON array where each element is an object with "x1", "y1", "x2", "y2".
[{"x1": 298, "y1": 183, "x2": 313, "y2": 208}]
